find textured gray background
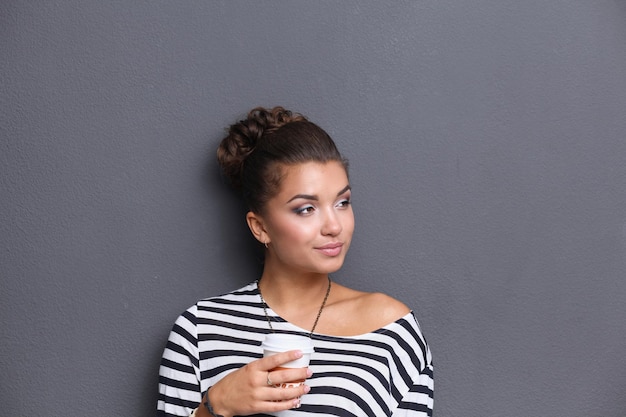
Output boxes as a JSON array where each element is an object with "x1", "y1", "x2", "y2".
[{"x1": 2, "y1": 1, "x2": 626, "y2": 416}]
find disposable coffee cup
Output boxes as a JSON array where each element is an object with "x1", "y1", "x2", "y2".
[{"x1": 262, "y1": 334, "x2": 314, "y2": 388}]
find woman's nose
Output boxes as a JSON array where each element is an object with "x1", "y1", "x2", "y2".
[{"x1": 321, "y1": 210, "x2": 342, "y2": 236}]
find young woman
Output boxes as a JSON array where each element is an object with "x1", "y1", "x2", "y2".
[{"x1": 157, "y1": 107, "x2": 433, "y2": 417}]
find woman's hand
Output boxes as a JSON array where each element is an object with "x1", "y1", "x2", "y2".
[{"x1": 201, "y1": 349, "x2": 312, "y2": 417}]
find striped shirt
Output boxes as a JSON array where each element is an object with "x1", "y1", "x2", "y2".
[{"x1": 157, "y1": 282, "x2": 434, "y2": 416}]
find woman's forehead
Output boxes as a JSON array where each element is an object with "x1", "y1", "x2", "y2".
[{"x1": 276, "y1": 161, "x2": 349, "y2": 198}]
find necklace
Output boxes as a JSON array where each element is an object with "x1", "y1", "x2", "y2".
[{"x1": 257, "y1": 276, "x2": 332, "y2": 337}]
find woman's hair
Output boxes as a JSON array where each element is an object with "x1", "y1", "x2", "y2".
[{"x1": 217, "y1": 106, "x2": 348, "y2": 213}]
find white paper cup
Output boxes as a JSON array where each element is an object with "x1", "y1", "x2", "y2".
[{"x1": 262, "y1": 334, "x2": 314, "y2": 388}]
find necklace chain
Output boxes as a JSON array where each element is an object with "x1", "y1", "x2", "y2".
[{"x1": 257, "y1": 276, "x2": 332, "y2": 337}]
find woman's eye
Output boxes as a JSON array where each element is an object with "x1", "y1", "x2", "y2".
[
  {"x1": 337, "y1": 199, "x2": 351, "y2": 208},
  {"x1": 294, "y1": 205, "x2": 315, "y2": 215}
]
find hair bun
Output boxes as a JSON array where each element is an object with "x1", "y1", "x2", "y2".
[{"x1": 217, "y1": 106, "x2": 305, "y2": 189}]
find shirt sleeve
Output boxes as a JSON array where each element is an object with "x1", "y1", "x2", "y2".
[
  {"x1": 392, "y1": 361, "x2": 434, "y2": 416},
  {"x1": 157, "y1": 305, "x2": 203, "y2": 417},
  {"x1": 391, "y1": 312, "x2": 434, "y2": 416}
]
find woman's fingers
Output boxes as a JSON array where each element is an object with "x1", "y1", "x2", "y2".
[
  {"x1": 266, "y1": 367, "x2": 312, "y2": 387},
  {"x1": 257, "y1": 353, "x2": 312, "y2": 411},
  {"x1": 256, "y1": 349, "x2": 303, "y2": 371},
  {"x1": 211, "y1": 352, "x2": 313, "y2": 415},
  {"x1": 260, "y1": 383, "x2": 311, "y2": 411}
]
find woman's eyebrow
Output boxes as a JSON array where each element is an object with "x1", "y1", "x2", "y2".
[
  {"x1": 286, "y1": 184, "x2": 351, "y2": 203},
  {"x1": 336, "y1": 184, "x2": 351, "y2": 196}
]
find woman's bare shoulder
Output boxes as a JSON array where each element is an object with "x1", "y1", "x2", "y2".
[
  {"x1": 356, "y1": 291, "x2": 411, "y2": 324},
  {"x1": 325, "y1": 284, "x2": 410, "y2": 335}
]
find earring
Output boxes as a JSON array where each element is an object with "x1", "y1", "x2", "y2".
[{"x1": 264, "y1": 241, "x2": 269, "y2": 249}]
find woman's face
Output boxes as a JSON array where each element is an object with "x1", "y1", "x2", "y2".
[{"x1": 255, "y1": 161, "x2": 354, "y2": 276}]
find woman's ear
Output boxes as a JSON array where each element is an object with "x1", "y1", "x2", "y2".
[{"x1": 246, "y1": 211, "x2": 269, "y2": 245}]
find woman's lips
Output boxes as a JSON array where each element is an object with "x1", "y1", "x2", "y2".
[{"x1": 316, "y1": 243, "x2": 343, "y2": 256}]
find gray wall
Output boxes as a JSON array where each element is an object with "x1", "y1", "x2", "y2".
[{"x1": 2, "y1": 1, "x2": 625, "y2": 416}]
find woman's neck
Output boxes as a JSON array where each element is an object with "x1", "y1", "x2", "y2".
[{"x1": 257, "y1": 269, "x2": 330, "y2": 312}]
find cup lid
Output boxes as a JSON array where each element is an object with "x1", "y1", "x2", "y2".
[{"x1": 261, "y1": 333, "x2": 314, "y2": 354}]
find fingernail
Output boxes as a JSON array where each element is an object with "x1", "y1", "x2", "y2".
[
  {"x1": 304, "y1": 385, "x2": 311, "y2": 393},
  {"x1": 294, "y1": 350, "x2": 303, "y2": 358},
  {"x1": 306, "y1": 368, "x2": 313, "y2": 377},
  {"x1": 293, "y1": 399, "x2": 301, "y2": 408}
]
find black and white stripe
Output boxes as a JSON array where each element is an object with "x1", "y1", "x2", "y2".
[{"x1": 157, "y1": 282, "x2": 434, "y2": 416}]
